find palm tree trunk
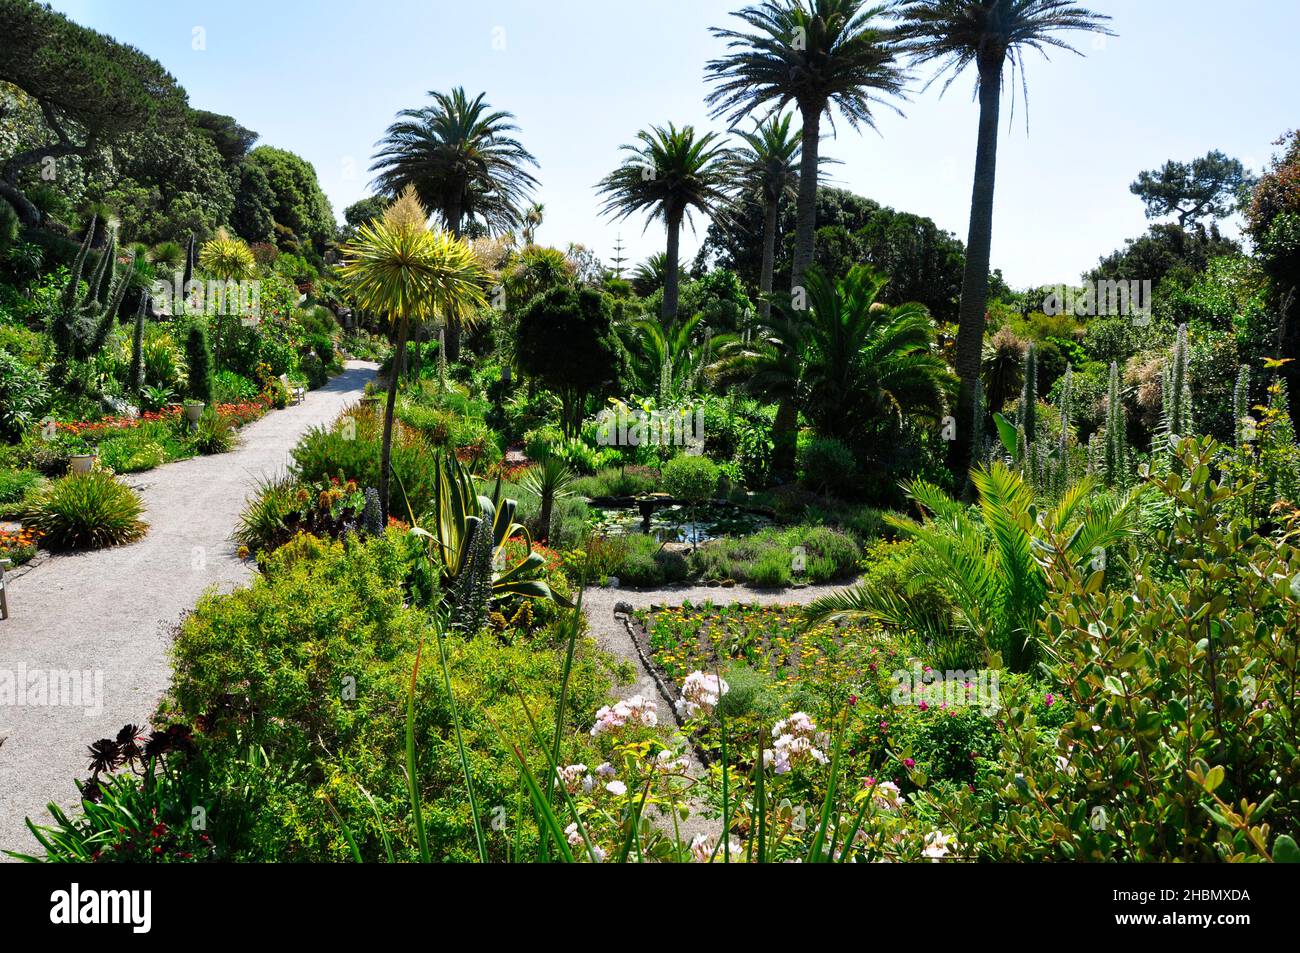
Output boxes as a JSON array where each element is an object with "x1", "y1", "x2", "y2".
[
  {"x1": 791, "y1": 105, "x2": 823, "y2": 290},
  {"x1": 949, "y1": 65, "x2": 1002, "y2": 484},
  {"x1": 445, "y1": 200, "x2": 464, "y2": 363},
  {"x1": 772, "y1": 397, "x2": 798, "y2": 481},
  {"x1": 380, "y1": 315, "x2": 410, "y2": 521},
  {"x1": 759, "y1": 196, "x2": 779, "y2": 324},
  {"x1": 663, "y1": 211, "x2": 682, "y2": 325}
]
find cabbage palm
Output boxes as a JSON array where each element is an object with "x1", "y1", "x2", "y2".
[
  {"x1": 519, "y1": 453, "x2": 576, "y2": 544},
  {"x1": 893, "y1": 1, "x2": 1112, "y2": 480},
  {"x1": 805, "y1": 463, "x2": 1141, "y2": 671},
  {"x1": 706, "y1": 0, "x2": 908, "y2": 289},
  {"x1": 340, "y1": 188, "x2": 487, "y2": 517},
  {"x1": 726, "y1": 112, "x2": 802, "y2": 324},
  {"x1": 370, "y1": 88, "x2": 538, "y2": 361},
  {"x1": 596, "y1": 123, "x2": 731, "y2": 325},
  {"x1": 198, "y1": 229, "x2": 256, "y2": 372}
]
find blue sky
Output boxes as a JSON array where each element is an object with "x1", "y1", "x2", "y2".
[{"x1": 46, "y1": 0, "x2": 1300, "y2": 287}]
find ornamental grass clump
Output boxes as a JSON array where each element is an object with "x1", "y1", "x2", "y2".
[{"x1": 23, "y1": 470, "x2": 146, "y2": 550}]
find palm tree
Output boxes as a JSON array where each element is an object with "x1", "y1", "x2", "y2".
[
  {"x1": 804, "y1": 463, "x2": 1141, "y2": 671},
  {"x1": 521, "y1": 202, "x2": 545, "y2": 245},
  {"x1": 706, "y1": 0, "x2": 908, "y2": 290},
  {"x1": 726, "y1": 112, "x2": 802, "y2": 324},
  {"x1": 197, "y1": 229, "x2": 256, "y2": 372},
  {"x1": 712, "y1": 265, "x2": 952, "y2": 473},
  {"x1": 370, "y1": 87, "x2": 538, "y2": 361},
  {"x1": 619, "y1": 312, "x2": 716, "y2": 404},
  {"x1": 793, "y1": 265, "x2": 953, "y2": 443},
  {"x1": 519, "y1": 452, "x2": 576, "y2": 544},
  {"x1": 893, "y1": 1, "x2": 1112, "y2": 480},
  {"x1": 596, "y1": 123, "x2": 731, "y2": 325},
  {"x1": 339, "y1": 187, "x2": 487, "y2": 517}
]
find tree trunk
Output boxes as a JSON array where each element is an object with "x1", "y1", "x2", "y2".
[
  {"x1": 380, "y1": 316, "x2": 410, "y2": 522},
  {"x1": 949, "y1": 64, "x2": 1003, "y2": 486},
  {"x1": 539, "y1": 491, "x2": 554, "y2": 545},
  {"x1": 663, "y1": 211, "x2": 682, "y2": 325},
  {"x1": 759, "y1": 196, "x2": 779, "y2": 325},
  {"x1": 771, "y1": 396, "x2": 798, "y2": 481},
  {"x1": 0, "y1": 179, "x2": 41, "y2": 226},
  {"x1": 791, "y1": 105, "x2": 823, "y2": 290}
]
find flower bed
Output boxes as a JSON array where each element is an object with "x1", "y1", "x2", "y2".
[{"x1": 0, "y1": 525, "x2": 43, "y2": 565}]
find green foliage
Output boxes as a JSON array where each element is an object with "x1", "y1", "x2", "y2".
[
  {"x1": 22, "y1": 469, "x2": 146, "y2": 549},
  {"x1": 691, "y1": 524, "x2": 860, "y2": 586},
  {"x1": 213, "y1": 370, "x2": 258, "y2": 403},
  {"x1": 0, "y1": 345, "x2": 47, "y2": 442},
  {"x1": 246, "y1": 146, "x2": 335, "y2": 251},
  {"x1": 612, "y1": 533, "x2": 690, "y2": 587},
  {"x1": 191, "y1": 410, "x2": 235, "y2": 455},
  {"x1": 570, "y1": 466, "x2": 660, "y2": 499},
  {"x1": 182, "y1": 323, "x2": 214, "y2": 404},
  {"x1": 798, "y1": 437, "x2": 857, "y2": 496},
  {"x1": 165, "y1": 533, "x2": 607, "y2": 861},
  {"x1": 661, "y1": 454, "x2": 719, "y2": 503},
  {"x1": 515, "y1": 286, "x2": 620, "y2": 437},
  {"x1": 910, "y1": 440, "x2": 1300, "y2": 860}
]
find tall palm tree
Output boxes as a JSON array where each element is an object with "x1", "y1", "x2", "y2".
[
  {"x1": 726, "y1": 112, "x2": 802, "y2": 324},
  {"x1": 893, "y1": 1, "x2": 1112, "y2": 480},
  {"x1": 706, "y1": 0, "x2": 908, "y2": 291},
  {"x1": 521, "y1": 202, "x2": 545, "y2": 245},
  {"x1": 340, "y1": 187, "x2": 487, "y2": 517},
  {"x1": 596, "y1": 123, "x2": 731, "y2": 325},
  {"x1": 370, "y1": 87, "x2": 538, "y2": 361}
]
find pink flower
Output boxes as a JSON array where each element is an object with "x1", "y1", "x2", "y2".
[
  {"x1": 903, "y1": 758, "x2": 915, "y2": 769},
  {"x1": 1045, "y1": 693, "x2": 1055, "y2": 706}
]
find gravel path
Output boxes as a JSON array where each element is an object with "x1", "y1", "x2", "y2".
[
  {"x1": 580, "y1": 578, "x2": 859, "y2": 844},
  {"x1": 0, "y1": 361, "x2": 376, "y2": 858}
]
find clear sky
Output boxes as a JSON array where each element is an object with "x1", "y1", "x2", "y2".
[{"x1": 45, "y1": 0, "x2": 1300, "y2": 288}]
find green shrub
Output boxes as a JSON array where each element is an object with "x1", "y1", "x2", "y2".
[
  {"x1": 213, "y1": 370, "x2": 258, "y2": 403},
  {"x1": 191, "y1": 411, "x2": 235, "y2": 455},
  {"x1": 22, "y1": 470, "x2": 146, "y2": 549},
  {"x1": 799, "y1": 437, "x2": 857, "y2": 495},
  {"x1": 0, "y1": 346, "x2": 47, "y2": 443},
  {"x1": 0, "y1": 466, "x2": 43, "y2": 508},
  {"x1": 661, "y1": 455, "x2": 719, "y2": 502},
  {"x1": 183, "y1": 324, "x2": 214, "y2": 405},
  {"x1": 164, "y1": 533, "x2": 612, "y2": 861},
  {"x1": 615, "y1": 533, "x2": 690, "y2": 587},
  {"x1": 691, "y1": 524, "x2": 861, "y2": 586},
  {"x1": 234, "y1": 474, "x2": 301, "y2": 555},
  {"x1": 99, "y1": 436, "x2": 167, "y2": 473},
  {"x1": 292, "y1": 411, "x2": 438, "y2": 520},
  {"x1": 570, "y1": 466, "x2": 660, "y2": 499}
]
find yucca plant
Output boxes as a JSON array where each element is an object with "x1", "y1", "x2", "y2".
[
  {"x1": 340, "y1": 187, "x2": 487, "y2": 517},
  {"x1": 23, "y1": 470, "x2": 147, "y2": 550},
  {"x1": 198, "y1": 229, "x2": 257, "y2": 371},
  {"x1": 519, "y1": 453, "x2": 576, "y2": 544},
  {"x1": 804, "y1": 462, "x2": 1141, "y2": 671}
]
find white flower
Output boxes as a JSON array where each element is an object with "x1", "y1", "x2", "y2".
[
  {"x1": 555, "y1": 763, "x2": 591, "y2": 795},
  {"x1": 871, "y1": 780, "x2": 903, "y2": 812},
  {"x1": 922, "y1": 830, "x2": 954, "y2": 860},
  {"x1": 674, "y1": 671, "x2": 729, "y2": 719},
  {"x1": 590, "y1": 695, "x2": 659, "y2": 736},
  {"x1": 764, "y1": 713, "x2": 828, "y2": 772},
  {"x1": 654, "y1": 749, "x2": 690, "y2": 774},
  {"x1": 689, "y1": 833, "x2": 741, "y2": 863},
  {"x1": 596, "y1": 761, "x2": 616, "y2": 778},
  {"x1": 605, "y1": 780, "x2": 628, "y2": 796},
  {"x1": 564, "y1": 822, "x2": 584, "y2": 848}
]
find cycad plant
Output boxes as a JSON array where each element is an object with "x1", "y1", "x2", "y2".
[
  {"x1": 804, "y1": 462, "x2": 1141, "y2": 671},
  {"x1": 596, "y1": 123, "x2": 731, "y2": 324},
  {"x1": 340, "y1": 187, "x2": 487, "y2": 516}
]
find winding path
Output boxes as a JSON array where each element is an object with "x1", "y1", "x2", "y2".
[{"x1": 0, "y1": 361, "x2": 376, "y2": 858}]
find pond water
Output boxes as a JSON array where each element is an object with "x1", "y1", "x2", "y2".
[{"x1": 590, "y1": 501, "x2": 772, "y2": 544}]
